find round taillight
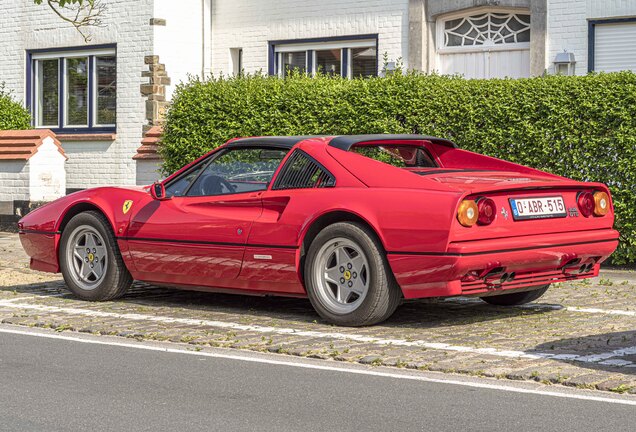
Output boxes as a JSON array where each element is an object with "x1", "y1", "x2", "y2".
[
  {"x1": 577, "y1": 191, "x2": 595, "y2": 218},
  {"x1": 457, "y1": 200, "x2": 479, "y2": 227},
  {"x1": 593, "y1": 191, "x2": 610, "y2": 216},
  {"x1": 477, "y1": 198, "x2": 497, "y2": 225}
]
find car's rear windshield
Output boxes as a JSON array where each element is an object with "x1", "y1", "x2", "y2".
[{"x1": 351, "y1": 145, "x2": 437, "y2": 168}]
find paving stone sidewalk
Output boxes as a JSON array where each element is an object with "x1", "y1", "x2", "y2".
[{"x1": 1, "y1": 232, "x2": 635, "y2": 395}]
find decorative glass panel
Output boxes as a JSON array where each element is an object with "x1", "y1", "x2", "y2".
[
  {"x1": 316, "y1": 49, "x2": 341, "y2": 76},
  {"x1": 36, "y1": 59, "x2": 59, "y2": 127},
  {"x1": 443, "y1": 13, "x2": 531, "y2": 47},
  {"x1": 96, "y1": 56, "x2": 116, "y2": 125},
  {"x1": 281, "y1": 52, "x2": 306, "y2": 76},
  {"x1": 351, "y1": 47, "x2": 377, "y2": 77},
  {"x1": 65, "y1": 57, "x2": 89, "y2": 126}
]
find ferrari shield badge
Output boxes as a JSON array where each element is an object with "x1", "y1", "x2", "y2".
[{"x1": 122, "y1": 200, "x2": 133, "y2": 214}]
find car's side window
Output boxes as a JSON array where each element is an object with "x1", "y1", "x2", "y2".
[
  {"x1": 164, "y1": 163, "x2": 206, "y2": 198},
  {"x1": 186, "y1": 147, "x2": 289, "y2": 197}
]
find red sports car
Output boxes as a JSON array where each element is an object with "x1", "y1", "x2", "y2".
[{"x1": 18, "y1": 135, "x2": 619, "y2": 326}]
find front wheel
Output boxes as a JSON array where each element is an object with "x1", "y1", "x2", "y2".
[
  {"x1": 480, "y1": 285, "x2": 549, "y2": 306},
  {"x1": 59, "y1": 211, "x2": 133, "y2": 301},
  {"x1": 304, "y1": 222, "x2": 401, "y2": 326}
]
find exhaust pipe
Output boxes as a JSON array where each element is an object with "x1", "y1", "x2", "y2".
[{"x1": 484, "y1": 269, "x2": 512, "y2": 286}]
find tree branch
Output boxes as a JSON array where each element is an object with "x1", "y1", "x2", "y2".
[{"x1": 38, "y1": 0, "x2": 106, "y2": 42}]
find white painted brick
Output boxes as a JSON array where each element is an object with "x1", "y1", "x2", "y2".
[
  {"x1": 210, "y1": 0, "x2": 410, "y2": 75},
  {"x1": 0, "y1": 161, "x2": 30, "y2": 202},
  {"x1": 135, "y1": 160, "x2": 164, "y2": 186},
  {"x1": 547, "y1": 0, "x2": 636, "y2": 74},
  {"x1": 0, "y1": 0, "x2": 153, "y2": 189}
]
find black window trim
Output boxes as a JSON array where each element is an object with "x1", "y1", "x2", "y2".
[{"x1": 272, "y1": 149, "x2": 336, "y2": 190}]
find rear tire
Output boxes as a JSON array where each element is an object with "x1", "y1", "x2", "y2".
[
  {"x1": 480, "y1": 285, "x2": 549, "y2": 306},
  {"x1": 304, "y1": 222, "x2": 401, "y2": 326},
  {"x1": 59, "y1": 211, "x2": 133, "y2": 301}
]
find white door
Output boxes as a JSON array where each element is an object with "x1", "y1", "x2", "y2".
[
  {"x1": 436, "y1": 10, "x2": 531, "y2": 79},
  {"x1": 438, "y1": 49, "x2": 530, "y2": 79},
  {"x1": 594, "y1": 22, "x2": 636, "y2": 72}
]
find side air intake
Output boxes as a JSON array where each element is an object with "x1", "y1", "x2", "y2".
[{"x1": 273, "y1": 150, "x2": 336, "y2": 190}]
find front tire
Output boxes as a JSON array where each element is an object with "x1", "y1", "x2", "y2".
[
  {"x1": 304, "y1": 222, "x2": 401, "y2": 326},
  {"x1": 59, "y1": 211, "x2": 133, "y2": 301},
  {"x1": 480, "y1": 285, "x2": 549, "y2": 306}
]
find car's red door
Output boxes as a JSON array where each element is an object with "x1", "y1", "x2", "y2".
[
  {"x1": 124, "y1": 145, "x2": 291, "y2": 288},
  {"x1": 125, "y1": 192, "x2": 263, "y2": 286}
]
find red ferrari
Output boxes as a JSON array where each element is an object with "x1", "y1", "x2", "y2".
[{"x1": 18, "y1": 135, "x2": 619, "y2": 326}]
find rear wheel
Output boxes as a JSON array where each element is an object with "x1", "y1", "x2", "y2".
[
  {"x1": 480, "y1": 285, "x2": 549, "y2": 306},
  {"x1": 59, "y1": 211, "x2": 132, "y2": 301},
  {"x1": 304, "y1": 222, "x2": 401, "y2": 326}
]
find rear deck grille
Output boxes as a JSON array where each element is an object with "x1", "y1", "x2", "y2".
[{"x1": 461, "y1": 269, "x2": 595, "y2": 295}]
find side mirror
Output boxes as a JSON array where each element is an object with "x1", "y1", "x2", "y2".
[{"x1": 150, "y1": 182, "x2": 168, "y2": 200}]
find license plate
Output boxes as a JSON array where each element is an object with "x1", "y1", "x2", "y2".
[{"x1": 509, "y1": 196, "x2": 566, "y2": 220}]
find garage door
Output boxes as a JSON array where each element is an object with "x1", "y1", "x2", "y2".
[
  {"x1": 436, "y1": 11, "x2": 531, "y2": 79},
  {"x1": 594, "y1": 21, "x2": 636, "y2": 72}
]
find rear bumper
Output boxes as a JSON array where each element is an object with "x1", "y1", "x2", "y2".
[{"x1": 388, "y1": 229, "x2": 619, "y2": 299}]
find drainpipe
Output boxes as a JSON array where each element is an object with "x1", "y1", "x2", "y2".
[{"x1": 202, "y1": 0, "x2": 212, "y2": 77}]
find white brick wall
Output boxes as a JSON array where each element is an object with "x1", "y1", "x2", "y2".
[
  {"x1": 0, "y1": 0, "x2": 154, "y2": 189},
  {"x1": 28, "y1": 138, "x2": 66, "y2": 201},
  {"x1": 211, "y1": 0, "x2": 410, "y2": 75},
  {"x1": 0, "y1": 161, "x2": 29, "y2": 202},
  {"x1": 547, "y1": 0, "x2": 636, "y2": 74},
  {"x1": 136, "y1": 159, "x2": 163, "y2": 186}
]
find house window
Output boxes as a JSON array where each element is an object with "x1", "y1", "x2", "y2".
[
  {"x1": 351, "y1": 47, "x2": 377, "y2": 77},
  {"x1": 281, "y1": 52, "x2": 307, "y2": 77},
  {"x1": 441, "y1": 12, "x2": 530, "y2": 49},
  {"x1": 29, "y1": 46, "x2": 116, "y2": 132},
  {"x1": 270, "y1": 35, "x2": 378, "y2": 78},
  {"x1": 316, "y1": 49, "x2": 341, "y2": 75}
]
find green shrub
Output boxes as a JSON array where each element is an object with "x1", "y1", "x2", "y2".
[
  {"x1": 0, "y1": 83, "x2": 31, "y2": 130},
  {"x1": 161, "y1": 71, "x2": 636, "y2": 264}
]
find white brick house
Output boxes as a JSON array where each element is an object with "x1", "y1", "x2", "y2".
[{"x1": 0, "y1": 0, "x2": 634, "y2": 193}]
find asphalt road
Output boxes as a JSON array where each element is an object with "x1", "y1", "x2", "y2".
[{"x1": 0, "y1": 327, "x2": 634, "y2": 432}]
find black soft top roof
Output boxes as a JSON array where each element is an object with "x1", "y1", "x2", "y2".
[
  {"x1": 328, "y1": 134, "x2": 458, "y2": 150},
  {"x1": 227, "y1": 134, "x2": 458, "y2": 150},
  {"x1": 227, "y1": 136, "x2": 321, "y2": 149}
]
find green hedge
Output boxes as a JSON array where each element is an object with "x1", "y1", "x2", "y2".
[
  {"x1": 0, "y1": 83, "x2": 31, "y2": 130},
  {"x1": 161, "y1": 72, "x2": 636, "y2": 264}
]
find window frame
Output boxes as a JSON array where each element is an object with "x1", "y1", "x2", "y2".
[
  {"x1": 268, "y1": 34, "x2": 379, "y2": 78},
  {"x1": 26, "y1": 44, "x2": 117, "y2": 133},
  {"x1": 588, "y1": 17, "x2": 636, "y2": 72}
]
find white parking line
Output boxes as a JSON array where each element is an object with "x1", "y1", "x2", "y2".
[
  {"x1": 445, "y1": 297, "x2": 636, "y2": 316},
  {"x1": 0, "y1": 299, "x2": 634, "y2": 368},
  {"x1": 1, "y1": 325, "x2": 634, "y2": 406},
  {"x1": 560, "y1": 306, "x2": 636, "y2": 317},
  {"x1": 0, "y1": 296, "x2": 37, "y2": 303}
]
